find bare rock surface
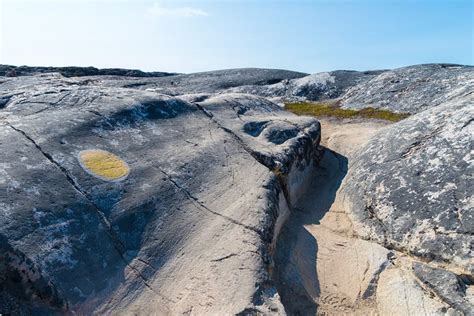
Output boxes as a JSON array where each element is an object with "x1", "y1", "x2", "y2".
[
  {"x1": 182, "y1": 64, "x2": 473, "y2": 116},
  {"x1": 376, "y1": 261, "x2": 452, "y2": 315},
  {"x1": 274, "y1": 116, "x2": 470, "y2": 315},
  {"x1": 226, "y1": 70, "x2": 384, "y2": 102},
  {"x1": 0, "y1": 64, "x2": 176, "y2": 78},
  {"x1": 1, "y1": 64, "x2": 473, "y2": 315},
  {"x1": 340, "y1": 64, "x2": 474, "y2": 113},
  {"x1": 340, "y1": 92, "x2": 473, "y2": 273},
  {"x1": 0, "y1": 74, "x2": 320, "y2": 314},
  {"x1": 95, "y1": 68, "x2": 308, "y2": 96},
  {"x1": 3, "y1": 63, "x2": 471, "y2": 115},
  {"x1": 413, "y1": 262, "x2": 474, "y2": 314}
]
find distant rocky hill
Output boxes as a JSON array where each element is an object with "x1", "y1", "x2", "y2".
[
  {"x1": 11, "y1": 63, "x2": 467, "y2": 115},
  {"x1": 0, "y1": 64, "x2": 472, "y2": 315},
  {"x1": 340, "y1": 64, "x2": 473, "y2": 113},
  {"x1": 0, "y1": 64, "x2": 177, "y2": 78},
  {"x1": 226, "y1": 63, "x2": 473, "y2": 114}
]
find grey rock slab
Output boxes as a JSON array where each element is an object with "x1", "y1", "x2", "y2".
[
  {"x1": 0, "y1": 125, "x2": 125, "y2": 313},
  {"x1": 340, "y1": 92, "x2": 474, "y2": 273},
  {"x1": 376, "y1": 264, "x2": 453, "y2": 315},
  {"x1": 227, "y1": 69, "x2": 385, "y2": 102},
  {"x1": 341, "y1": 64, "x2": 474, "y2": 114},
  {"x1": 0, "y1": 64, "x2": 176, "y2": 78},
  {"x1": 94, "y1": 68, "x2": 308, "y2": 96},
  {"x1": 0, "y1": 75, "x2": 321, "y2": 314},
  {"x1": 198, "y1": 93, "x2": 321, "y2": 177},
  {"x1": 413, "y1": 262, "x2": 473, "y2": 314}
]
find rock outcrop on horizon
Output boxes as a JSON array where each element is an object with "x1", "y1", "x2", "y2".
[
  {"x1": 340, "y1": 64, "x2": 474, "y2": 113},
  {"x1": 226, "y1": 70, "x2": 386, "y2": 102},
  {"x1": 0, "y1": 63, "x2": 472, "y2": 315},
  {"x1": 0, "y1": 65, "x2": 177, "y2": 78}
]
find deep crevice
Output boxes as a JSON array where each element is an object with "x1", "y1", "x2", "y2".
[{"x1": 194, "y1": 101, "x2": 322, "y2": 314}]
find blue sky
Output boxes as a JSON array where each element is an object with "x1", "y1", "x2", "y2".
[{"x1": 0, "y1": 0, "x2": 472, "y2": 73}]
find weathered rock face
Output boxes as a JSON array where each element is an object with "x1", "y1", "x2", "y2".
[
  {"x1": 413, "y1": 262, "x2": 474, "y2": 314},
  {"x1": 227, "y1": 70, "x2": 385, "y2": 102},
  {"x1": 340, "y1": 64, "x2": 474, "y2": 113},
  {"x1": 4, "y1": 64, "x2": 471, "y2": 114},
  {"x1": 95, "y1": 68, "x2": 309, "y2": 96},
  {"x1": 1, "y1": 63, "x2": 473, "y2": 315},
  {"x1": 224, "y1": 64, "x2": 473, "y2": 115},
  {"x1": 340, "y1": 92, "x2": 473, "y2": 275},
  {"x1": 0, "y1": 74, "x2": 320, "y2": 314}
]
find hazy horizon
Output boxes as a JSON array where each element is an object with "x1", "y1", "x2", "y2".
[{"x1": 1, "y1": 0, "x2": 472, "y2": 74}]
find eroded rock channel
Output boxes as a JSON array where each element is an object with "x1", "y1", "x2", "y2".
[
  {"x1": 273, "y1": 116, "x2": 473, "y2": 315},
  {"x1": 273, "y1": 118, "x2": 391, "y2": 315}
]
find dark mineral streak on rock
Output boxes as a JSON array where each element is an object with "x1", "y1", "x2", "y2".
[{"x1": 413, "y1": 262, "x2": 474, "y2": 314}]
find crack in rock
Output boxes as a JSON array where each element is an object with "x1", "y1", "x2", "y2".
[{"x1": 7, "y1": 123, "x2": 161, "y2": 296}]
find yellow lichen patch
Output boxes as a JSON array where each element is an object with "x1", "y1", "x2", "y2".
[{"x1": 78, "y1": 149, "x2": 129, "y2": 181}]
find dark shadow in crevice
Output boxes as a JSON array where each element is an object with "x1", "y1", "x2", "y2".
[{"x1": 273, "y1": 148, "x2": 348, "y2": 315}]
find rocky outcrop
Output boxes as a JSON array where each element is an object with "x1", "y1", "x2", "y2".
[
  {"x1": 0, "y1": 73, "x2": 320, "y2": 314},
  {"x1": 340, "y1": 64, "x2": 474, "y2": 113},
  {"x1": 340, "y1": 92, "x2": 473, "y2": 272},
  {"x1": 338, "y1": 92, "x2": 473, "y2": 312},
  {"x1": 227, "y1": 70, "x2": 385, "y2": 102},
  {"x1": 3, "y1": 64, "x2": 471, "y2": 115},
  {"x1": 84, "y1": 68, "x2": 308, "y2": 97},
  {"x1": 1, "y1": 63, "x2": 472, "y2": 315},
  {"x1": 223, "y1": 64, "x2": 473, "y2": 115},
  {"x1": 0, "y1": 64, "x2": 176, "y2": 78}
]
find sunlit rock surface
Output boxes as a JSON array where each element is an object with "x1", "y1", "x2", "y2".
[
  {"x1": 0, "y1": 73, "x2": 319, "y2": 314},
  {"x1": 0, "y1": 64, "x2": 472, "y2": 315},
  {"x1": 340, "y1": 93, "x2": 473, "y2": 273}
]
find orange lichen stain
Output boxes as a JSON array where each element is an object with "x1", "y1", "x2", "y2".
[{"x1": 79, "y1": 149, "x2": 129, "y2": 181}]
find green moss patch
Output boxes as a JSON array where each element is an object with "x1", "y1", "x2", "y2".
[{"x1": 285, "y1": 102, "x2": 410, "y2": 122}]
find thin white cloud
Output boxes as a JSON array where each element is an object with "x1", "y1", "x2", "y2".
[{"x1": 148, "y1": 3, "x2": 209, "y2": 18}]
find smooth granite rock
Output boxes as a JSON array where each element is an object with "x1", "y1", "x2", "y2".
[
  {"x1": 1, "y1": 63, "x2": 472, "y2": 315},
  {"x1": 340, "y1": 64, "x2": 474, "y2": 113},
  {"x1": 227, "y1": 70, "x2": 385, "y2": 102},
  {"x1": 340, "y1": 92, "x2": 473, "y2": 272},
  {"x1": 0, "y1": 73, "x2": 320, "y2": 314}
]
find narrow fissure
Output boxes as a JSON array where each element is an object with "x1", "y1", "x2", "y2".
[{"x1": 156, "y1": 166, "x2": 263, "y2": 236}]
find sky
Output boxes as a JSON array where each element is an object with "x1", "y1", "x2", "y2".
[{"x1": 0, "y1": 0, "x2": 472, "y2": 74}]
